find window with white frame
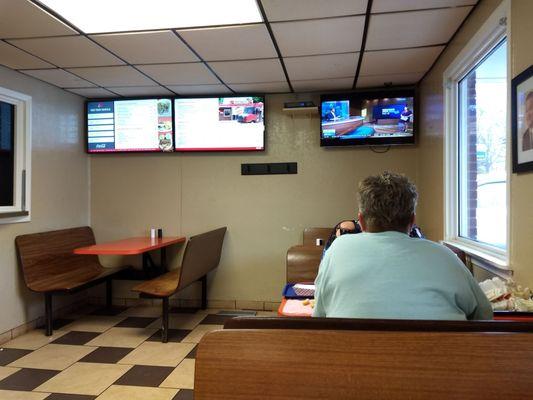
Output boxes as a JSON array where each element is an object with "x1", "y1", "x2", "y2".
[
  {"x1": 0, "y1": 87, "x2": 31, "y2": 223},
  {"x1": 444, "y1": 1, "x2": 509, "y2": 266}
]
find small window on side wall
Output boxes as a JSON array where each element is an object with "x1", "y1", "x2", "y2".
[
  {"x1": 444, "y1": 1, "x2": 509, "y2": 267},
  {"x1": 0, "y1": 87, "x2": 31, "y2": 224}
]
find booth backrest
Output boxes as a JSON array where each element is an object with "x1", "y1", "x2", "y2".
[
  {"x1": 177, "y1": 227, "x2": 227, "y2": 291},
  {"x1": 15, "y1": 226, "x2": 102, "y2": 292},
  {"x1": 195, "y1": 327, "x2": 533, "y2": 400},
  {"x1": 286, "y1": 245, "x2": 322, "y2": 283}
]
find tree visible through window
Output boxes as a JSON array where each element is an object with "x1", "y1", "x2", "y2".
[{"x1": 458, "y1": 39, "x2": 507, "y2": 249}]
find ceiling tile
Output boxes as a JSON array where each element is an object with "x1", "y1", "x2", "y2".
[
  {"x1": 356, "y1": 72, "x2": 424, "y2": 88},
  {"x1": 292, "y1": 77, "x2": 354, "y2": 92},
  {"x1": 106, "y1": 86, "x2": 174, "y2": 96},
  {"x1": 366, "y1": 7, "x2": 473, "y2": 50},
  {"x1": 372, "y1": 0, "x2": 476, "y2": 13},
  {"x1": 90, "y1": 31, "x2": 199, "y2": 64},
  {"x1": 167, "y1": 84, "x2": 232, "y2": 95},
  {"x1": 361, "y1": 46, "x2": 444, "y2": 76},
  {"x1": 0, "y1": 41, "x2": 54, "y2": 69},
  {"x1": 229, "y1": 82, "x2": 290, "y2": 93},
  {"x1": 177, "y1": 24, "x2": 276, "y2": 61},
  {"x1": 272, "y1": 16, "x2": 364, "y2": 57},
  {"x1": 208, "y1": 59, "x2": 285, "y2": 84},
  {"x1": 284, "y1": 53, "x2": 357, "y2": 81},
  {"x1": 0, "y1": 0, "x2": 76, "y2": 39},
  {"x1": 21, "y1": 68, "x2": 97, "y2": 88},
  {"x1": 66, "y1": 66, "x2": 156, "y2": 86},
  {"x1": 262, "y1": 0, "x2": 367, "y2": 21},
  {"x1": 66, "y1": 87, "x2": 116, "y2": 98},
  {"x1": 8, "y1": 36, "x2": 124, "y2": 68},
  {"x1": 136, "y1": 63, "x2": 219, "y2": 85}
]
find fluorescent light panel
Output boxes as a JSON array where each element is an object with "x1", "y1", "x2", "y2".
[{"x1": 37, "y1": 0, "x2": 263, "y2": 33}]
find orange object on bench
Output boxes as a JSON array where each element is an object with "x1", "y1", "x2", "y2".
[{"x1": 278, "y1": 297, "x2": 313, "y2": 317}]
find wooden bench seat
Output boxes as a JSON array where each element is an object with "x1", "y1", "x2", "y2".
[
  {"x1": 195, "y1": 320, "x2": 533, "y2": 399},
  {"x1": 133, "y1": 227, "x2": 227, "y2": 342},
  {"x1": 15, "y1": 226, "x2": 130, "y2": 336},
  {"x1": 133, "y1": 269, "x2": 180, "y2": 298},
  {"x1": 285, "y1": 227, "x2": 330, "y2": 284}
]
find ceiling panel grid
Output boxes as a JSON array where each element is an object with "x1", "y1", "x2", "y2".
[{"x1": 0, "y1": 0, "x2": 479, "y2": 96}]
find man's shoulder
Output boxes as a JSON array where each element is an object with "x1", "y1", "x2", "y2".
[{"x1": 410, "y1": 237, "x2": 456, "y2": 254}]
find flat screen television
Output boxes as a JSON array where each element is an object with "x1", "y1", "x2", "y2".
[
  {"x1": 86, "y1": 98, "x2": 173, "y2": 153},
  {"x1": 174, "y1": 96, "x2": 265, "y2": 151},
  {"x1": 320, "y1": 88, "x2": 416, "y2": 147}
]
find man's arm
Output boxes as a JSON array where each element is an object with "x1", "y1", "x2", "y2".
[
  {"x1": 442, "y1": 245, "x2": 493, "y2": 320},
  {"x1": 467, "y1": 277, "x2": 494, "y2": 320}
]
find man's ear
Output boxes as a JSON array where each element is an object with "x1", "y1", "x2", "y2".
[{"x1": 358, "y1": 212, "x2": 366, "y2": 232}]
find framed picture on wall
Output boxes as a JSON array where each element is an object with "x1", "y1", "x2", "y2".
[{"x1": 512, "y1": 65, "x2": 533, "y2": 173}]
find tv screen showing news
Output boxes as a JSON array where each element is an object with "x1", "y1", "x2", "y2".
[
  {"x1": 174, "y1": 96, "x2": 265, "y2": 151},
  {"x1": 320, "y1": 88, "x2": 416, "y2": 147},
  {"x1": 86, "y1": 98, "x2": 173, "y2": 153}
]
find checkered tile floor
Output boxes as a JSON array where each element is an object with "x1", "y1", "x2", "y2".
[{"x1": 0, "y1": 305, "x2": 275, "y2": 399}]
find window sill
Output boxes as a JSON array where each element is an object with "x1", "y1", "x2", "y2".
[
  {"x1": 441, "y1": 239, "x2": 511, "y2": 277},
  {"x1": 0, "y1": 211, "x2": 30, "y2": 224},
  {"x1": 0, "y1": 211, "x2": 29, "y2": 218}
]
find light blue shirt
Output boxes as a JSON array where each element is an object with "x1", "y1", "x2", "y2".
[{"x1": 313, "y1": 231, "x2": 493, "y2": 320}]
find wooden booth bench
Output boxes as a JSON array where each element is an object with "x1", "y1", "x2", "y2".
[
  {"x1": 15, "y1": 226, "x2": 130, "y2": 336},
  {"x1": 195, "y1": 317, "x2": 533, "y2": 400},
  {"x1": 286, "y1": 227, "x2": 330, "y2": 283},
  {"x1": 133, "y1": 227, "x2": 227, "y2": 342}
]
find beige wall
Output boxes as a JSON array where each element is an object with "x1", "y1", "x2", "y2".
[
  {"x1": 90, "y1": 94, "x2": 419, "y2": 303},
  {"x1": 417, "y1": 0, "x2": 502, "y2": 240},
  {"x1": 417, "y1": 0, "x2": 533, "y2": 287},
  {"x1": 510, "y1": 0, "x2": 533, "y2": 287},
  {"x1": 0, "y1": 66, "x2": 88, "y2": 333}
]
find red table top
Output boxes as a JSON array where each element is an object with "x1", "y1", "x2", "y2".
[{"x1": 74, "y1": 236, "x2": 186, "y2": 255}]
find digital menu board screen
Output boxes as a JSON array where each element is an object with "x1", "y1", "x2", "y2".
[
  {"x1": 174, "y1": 96, "x2": 265, "y2": 151},
  {"x1": 87, "y1": 98, "x2": 173, "y2": 153}
]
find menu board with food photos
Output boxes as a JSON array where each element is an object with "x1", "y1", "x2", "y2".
[
  {"x1": 87, "y1": 98, "x2": 173, "y2": 153},
  {"x1": 174, "y1": 96, "x2": 265, "y2": 151}
]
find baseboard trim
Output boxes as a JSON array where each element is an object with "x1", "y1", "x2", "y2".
[{"x1": 0, "y1": 298, "x2": 89, "y2": 346}]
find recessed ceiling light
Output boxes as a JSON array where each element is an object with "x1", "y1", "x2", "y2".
[{"x1": 37, "y1": 0, "x2": 263, "y2": 33}]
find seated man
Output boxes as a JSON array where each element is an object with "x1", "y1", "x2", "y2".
[
  {"x1": 313, "y1": 171, "x2": 492, "y2": 320},
  {"x1": 323, "y1": 219, "x2": 360, "y2": 253}
]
